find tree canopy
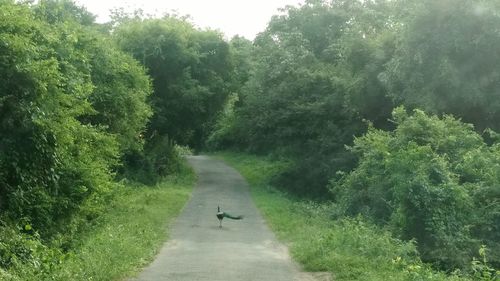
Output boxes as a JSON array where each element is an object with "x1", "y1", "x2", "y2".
[{"x1": 113, "y1": 15, "x2": 233, "y2": 151}]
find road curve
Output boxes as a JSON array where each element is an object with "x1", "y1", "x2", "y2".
[{"x1": 131, "y1": 155, "x2": 316, "y2": 281}]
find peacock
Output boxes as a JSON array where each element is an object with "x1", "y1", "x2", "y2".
[{"x1": 216, "y1": 206, "x2": 243, "y2": 228}]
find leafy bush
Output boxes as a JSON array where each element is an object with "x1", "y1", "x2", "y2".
[
  {"x1": 0, "y1": 1, "x2": 110, "y2": 235},
  {"x1": 471, "y1": 246, "x2": 500, "y2": 281},
  {"x1": 332, "y1": 107, "x2": 500, "y2": 269},
  {"x1": 0, "y1": 223, "x2": 63, "y2": 280},
  {"x1": 121, "y1": 136, "x2": 184, "y2": 184},
  {"x1": 0, "y1": 166, "x2": 195, "y2": 281},
  {"x1": 0, "y1": 0, "x2": 151, "y2": 239}
]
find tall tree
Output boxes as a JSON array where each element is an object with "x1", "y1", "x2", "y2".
[
  {"x1": 382, "y1": 0, "x2": 500, "y2": 131},
  {"x1": 0, "y1": 0, "x2": 152, "y2": 237},
  {"x1": 113, "y1": 16, "x2": 233, "y2": 151},
  {"x1": 215, "y1": 0, "x2": 396, "y2": 196}
]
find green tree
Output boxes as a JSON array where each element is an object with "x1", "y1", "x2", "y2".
[
  {"x1": 113, "y1": 16, "x2": 233, "y2": 151},
  {"x1": 0, "y1": 0, "x2": 152, "y2": 238},
  {"x1": 218, "y1": 0, "x2": 397, "y2": 196},
  {"x1": 0, "y1": 1, "x2": 118, "y2": 236},
  {"x1": 205, "y1": 36, "x2": 255, "y2": 150},
  {"x1": 382, "y1": 0, "x2": 500, "y2": 131},
  {"x1": 34, "y1": 0, "x2": 153, "y2": 155}
]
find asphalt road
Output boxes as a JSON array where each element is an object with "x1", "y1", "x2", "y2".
[{"x1": 131, "y1": 155, "x2": 318, "y2": 281}]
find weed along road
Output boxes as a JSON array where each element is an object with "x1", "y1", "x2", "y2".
[{"x1": 131, "y1": 155, "x2": 316, "y2": 281}]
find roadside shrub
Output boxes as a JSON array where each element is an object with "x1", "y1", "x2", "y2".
[
  {"x1": 332, "y1": 107, "x2": 500, "y2": 270},
  {"x1": 0, "y1": 223, "x2": 63, "y2": 280},
  {"x1": 121, "y1": 136, "x2": 183, "y2": 184}
]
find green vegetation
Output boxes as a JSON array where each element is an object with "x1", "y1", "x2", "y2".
[
  {"x1": 383, "y1": 0, "x2": 500, "y2": 131},
  {"x1": 1, "y1": 0, "x2": 500, "y2": 278},
  {"x1": 112, "y1": 13, "x2": 234, "y2": 152},
  {"x1": 217, "y1": 152, "x2": 495, "y2": 281},
  {"x1": 333, "y1": 107, "x2": 500, "y2": 269},
  {"x1": 209, "y1": 0, "x2": 500, "y2": 276},
  {"x1": 0, "y1": 0, "x2": 198, "y2": 279},
  {"x1": 0, "y1": 165, "x2": 194, "y2": 281},
  {"x1": 0, "y1": 0, "x2": 151, "y2": 239},
  {"x1": 107, "y1": 11, "x2": 237, "y2": 183}
]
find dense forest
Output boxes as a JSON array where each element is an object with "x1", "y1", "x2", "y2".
[{"x1": 0, "y1": 0, "x2": 499, "y2": 280}]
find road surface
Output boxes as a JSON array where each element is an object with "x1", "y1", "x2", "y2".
[{"x1": 131, "y1": 155, "x2": 319, "y2": 281}]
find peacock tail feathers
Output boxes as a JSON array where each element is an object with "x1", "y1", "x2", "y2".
[{"x1": 223, "y1": 213, "x2": 243, "y2": 220}]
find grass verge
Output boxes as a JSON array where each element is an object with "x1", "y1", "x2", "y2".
[
  {"x1": 216, "y1": 151, "x2": 469, "y2": 281},
  {"x1": 1, "y1": 163, "x2": 195, "y2": 281}
]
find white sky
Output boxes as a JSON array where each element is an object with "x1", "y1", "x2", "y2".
[{"x1": 75, "y1": 0, "x2": 305, "y2": 40}]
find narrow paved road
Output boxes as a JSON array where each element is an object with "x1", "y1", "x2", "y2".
[{"x1": 132, "y1": 155, "x2": 316, "y2": 281}]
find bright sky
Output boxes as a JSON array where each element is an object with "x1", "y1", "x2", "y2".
[{"x1": 75, "y1": 0, "x2": 305, "y2": 40}]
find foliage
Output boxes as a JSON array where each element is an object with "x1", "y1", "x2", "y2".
[
  {"x1": 2, "y1": 0, "x2": 500, "y2": 277},
  {"x1": 217, "y1": 2, "x2": 353, "y2": 196},
  {"x1": 205, "y1": 36, "x2": 256, "y2": 150},
  {"x1": 34, "y1": 0, "x2": 153, "y2": 159},
  {"x1": 332, "y1": 107, "x2": 500, "y2": 269},
  {"x1": 471, "y1": 246, "x2": 500, "y2": 281},
  {"x1": 0, "y1": 224, "x2": 62, "y2": 278},
  {"x1": 121, "y1": 135, "x2": 185, "y2": 184},
  {"x1": 0, "y1": 165, "x2": 194, "y2": 281},
  {"x1": 381, "y1": 0, "x2": 500, "y2": 131},
  {"x1": 213, "y1": 0, "x2": 500, "y2": 273},
  {"x1": 206, "y1": 93, "x2": 241, "y2": 150},
  {"x1": 0, "y1": 0, "x2": 152, "y2": 241},
  {"x1": 210, "y1": 0, "x2": 401, "y2": 197},
  {"x1": 0, "y1": 0, "x2": 112, "y2": 237},
  {"x1": 112, "y1": 15, "x2": 234, "y2": 151},
  {"x1": 227, "y1": 36, "x2": 255, "y2": 94},
  {"x1": 33, "y1": 0, "x2": 96, "y2": 26},
  {"x1": 218, "y1": 152, "x2": 469, "y2": 281},
  {"x1": 84, "y1": 39, "x2": 152, "y2": 153}
]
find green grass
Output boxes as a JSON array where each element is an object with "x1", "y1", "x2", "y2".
[
  {"x1": 1, "y1": 164, "x2": 195, "y2": 281},
  {"x1": 216, "y1": 151, "x2": 469, "y2": 281},
  {"x1": 54, "y1": 171, "x2": 194, "y2": 281}
]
